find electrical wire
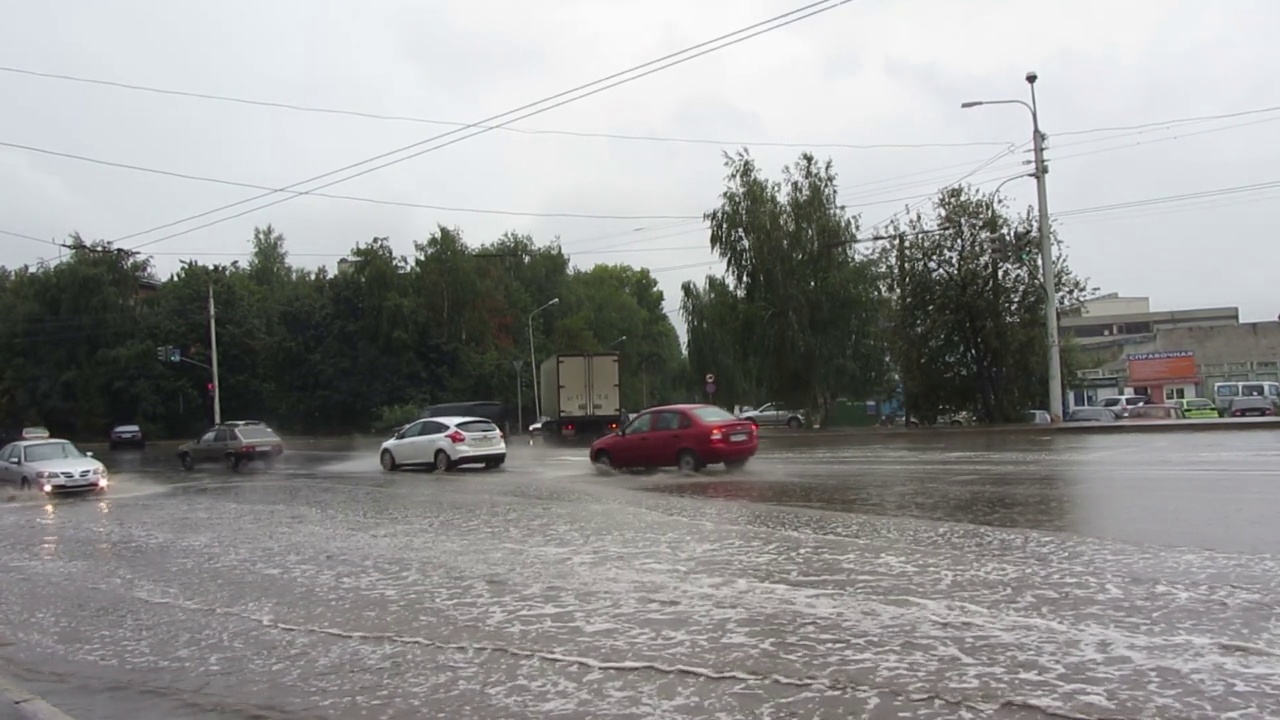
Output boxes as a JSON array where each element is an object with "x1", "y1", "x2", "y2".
[{"x1": 120, "y1": 0, "x2": 856, "y2": 251}]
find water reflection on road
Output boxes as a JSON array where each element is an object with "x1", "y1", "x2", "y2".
[{"x1": 0, "y1": 430, "x2": 1275, "y2": 719}]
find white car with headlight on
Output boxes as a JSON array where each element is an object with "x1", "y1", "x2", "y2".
[
  {"x1": 379, "y1": 415, "x2": 506, "y2": 472},
  {"x1": 0, "y1": 439, "x2": 109, "y2": 494}
]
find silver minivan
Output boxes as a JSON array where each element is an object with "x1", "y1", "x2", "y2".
[{"x1": 1097, "y1": 394, "x2": 1149, "y2": 418}]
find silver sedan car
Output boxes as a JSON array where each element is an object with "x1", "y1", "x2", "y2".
[{"x1": 0, "y1": 439, "x2": 109, "y2": 494}]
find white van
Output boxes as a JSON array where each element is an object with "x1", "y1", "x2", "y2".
[{"x1": 1213, "y1": 381, "x2": 1280, "y2": 415}]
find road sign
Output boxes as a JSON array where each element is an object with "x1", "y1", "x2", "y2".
[
  {"x1": 705, "y1": 373, "x2": 715, "y2": 383},
  {"x1": 705, "y1": 382, "x2": 717, "y2": 395}
]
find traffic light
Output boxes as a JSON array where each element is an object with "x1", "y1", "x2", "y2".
[
  {"x1": 207, "y1": 382, "x2": 215, "y2": 397},
  {"x1": 155, "y1": 346, "x2": 166, "y2": 362},
  {"x1": 169, "y1": 346, "x2": 181, "y2": 363}
]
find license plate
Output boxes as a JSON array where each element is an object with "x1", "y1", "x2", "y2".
[
  {"x1": 729, "y1": 432, "x2": 747, "y2": 442},
  {"x1": 471, "y1": 437, "x2": 494, "y2": 446}
]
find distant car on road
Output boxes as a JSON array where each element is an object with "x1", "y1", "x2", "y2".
[
  {"x1": 0, "y1": 439, "x2": 109, "y2": 494},
  {"x1": 1066, "y1": 407, "x2": 1118, "y2": 423},
  {"x1": 591, "y1": 404, "x2": 758, "y2": 472},
  {"x1": 1096, "y1": 395, "x2": 1149, "y2": 418},
  {"x1": 1227, "y1": 396, "x2": 1275, "y2": 418},
  {"x1": 737, "y1": 402, "x2": 806, "y2": 429},
  {"x1": 1024, "y1": 410, "x2": 1052, "y2": 424},
  {"x1": 380, "y1": 416, "x2": 506, "y2": 472},
  {"x1": 1124, "y1": 404, "x2": 1185, "y2": 421},
  {"x1": 109, "y1": 424, "x2": 146, "y2": 450},
  {"x1": 178, "y1": 423, "x2": 285, "y2": 471},
  {"x1": 1171, "y1": 398, "x2": 1218, "y2": 419}
]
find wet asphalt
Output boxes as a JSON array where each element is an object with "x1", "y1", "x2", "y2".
[{"x1": 1, "y1": 430, "x2": 1278, "y2": 719}]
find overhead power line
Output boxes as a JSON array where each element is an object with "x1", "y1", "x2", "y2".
[
  {"x1": 0, "y1": 140, "x2": 701, "y2": 221},
  {"x1": 120, "y1": 0, "x2": 855, "y2": 251}
]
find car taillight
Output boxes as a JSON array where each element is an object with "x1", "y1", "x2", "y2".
[
  {"x1": 709, "y1": 428, "x2": 724, "y2": 442},
  {"x1": 446, "y1": 430, "x2": 466, "y2": 444},
  {"x1": 243, "y1": 445, "x2": 256, "y2": 453}
]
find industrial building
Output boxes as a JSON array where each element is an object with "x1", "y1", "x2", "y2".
[{"x1": 1062, "y1": 293, "x2": 1280, "y2": 407}]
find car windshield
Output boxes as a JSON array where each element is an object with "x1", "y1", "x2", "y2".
[
  {"x1": 24, "y1": 441, "x2": 84, "y2": 462},
  {"x1": 24, "y1": 426, "x2": 49, "y2": 434},
  {"x1": 1186, "y1": 399, "x2": 1214, "y2": 409},
  {"x1": 691, "y1": 406, "x2": 737, "y2": 422},
  {"x1": 237, "y1": 427, "x2": 280, "y2": 441},
  {"x1": 457, "y1": 420, "x2": 498, "y2": 433},
  {"x1": 114, "y1": 424, "x2": 141, "y2": 432}
]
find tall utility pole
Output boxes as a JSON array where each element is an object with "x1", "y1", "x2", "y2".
[
  {"x1": 528, "y1": 298, "x2": 559, "y2": 420},
  {"x1": 208, "y1": 283, "x2": 222, "y2": 425},
  {"x1": 1028, "y1": 72, "x2": 1064, "y2": 422},
  {"x1": 961, "y1": 70, "x2": 1064, "y2": 422},
  {"x1": 512, "y1": 359, "x2": 524, "y2": 435}
]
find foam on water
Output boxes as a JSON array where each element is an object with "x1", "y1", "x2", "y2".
[{"x1": 0, "y1": 449, "x2": 1277, "y2": 719}]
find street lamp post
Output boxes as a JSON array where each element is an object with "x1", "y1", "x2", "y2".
[
  {"x1": 528, "y1": 298, "x2": 559, "y2": 420},
  {"x1": 961, "y1": 71, "x2": 1064, "y2": 422},
  {"x1": 511, "y1": 359, "x2": 524, "y2": 435},
  {"x1": 608, "y1": 335, "x2": 627, "y2": 349}
]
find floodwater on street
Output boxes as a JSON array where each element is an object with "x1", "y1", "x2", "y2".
[{"x1": 1, "y1": 430, "x2": 1278, "y2": 719}]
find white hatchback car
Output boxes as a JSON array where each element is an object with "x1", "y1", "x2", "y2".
[
  {"x1": 0, "y1": 439, "x2": 109, "y2": 494},
  {"x1": 380, "y1": 415, "x2": 506, "y2": 472}
]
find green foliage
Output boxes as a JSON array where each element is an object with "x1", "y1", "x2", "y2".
[
  {"x1": 883, "y1": 186, "x2": 1093, "y2": 423},
  {"x1": 0, "y1": 227, "x2": 686, "y2": 439},
  {"x1": 683, "y1": 150, "x2": 889, "y2": 420}
]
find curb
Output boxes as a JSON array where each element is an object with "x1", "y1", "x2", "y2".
[{"x1": 0, "y1": 673, "x2": 77, "y2": 720}]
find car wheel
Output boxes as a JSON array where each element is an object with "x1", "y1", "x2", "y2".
[
  {"x1": 677, "y1": 450, "x2": 700, "y2": 473},
  {"x1": 380, "y1": 450, "x2": 398, "y2": 472},
  {"x1": 225, "y1": 453, "x2": 241, "y2": 472},
  {"x1": 592, "y1": 450, "x2": 613, "y2": 472},
  {"x1": 484, "y1": 459, "x2": 503, "y2": 470},
  {"x1": 179, "y1": 453, "x2": 194, "y2": 471},
  {"x1": 787, "y1": 417, "x2": 802, "y2": 429},
  {"x1": 725, "y1": 459, "x2": 748, "y2": 472},
  {"x1": 950, "y1": 419, "x2": 963, "y2": 426},
  {"x1": 434, "y1": 450, "x2": 453, "y2": 473}
]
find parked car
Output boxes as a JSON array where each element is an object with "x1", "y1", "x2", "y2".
[
  {"x1": 1171, "y1": 398, "x2": 1219, "y2": 419},
  {"x1": 590, "y1": 404, "x2": 758, "y2": 472},
  {"x1": 1124, "y1": 404, "x2": 1185, "y2": 421},
  {"x1": 380, "y1": 416, "x2": 506, "y2": 472},
  {"x1": 737, "y1": 402, "x2": 806, "y2": 429},
  {"x1": 0, "y1": 439, "x2": 109, "y2": 494},
  {"x1": 177, "y1": 423, "x2": 285, "y2": 471},
  {"x1": 1067, "y1": 407, "x2": 1118, "y2": 423},
  {"x1": 1227, "y1": 396, "x2": 1275, "y2": 418},
  {"x1": 1096, "y1": 395, "x2": 1149, "y2": 418},
  {"x1": 1024, "y1": 410, "x2": 1052, "y2": 424},
  {"x1": 109, "y1": 424, "x2": 146, "y2": 450}
]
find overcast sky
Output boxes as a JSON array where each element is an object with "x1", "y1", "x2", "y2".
[{"x1": 2, "y1": 0, "x2": 1278, "y2": 328}]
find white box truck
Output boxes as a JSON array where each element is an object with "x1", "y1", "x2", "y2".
[{"x1": 539, "y1": 353, "x2": 622, "y2": 443}]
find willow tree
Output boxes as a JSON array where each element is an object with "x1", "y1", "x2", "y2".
[{"x1": 692, "y1": 150, "x2": 888, "y2": 419}]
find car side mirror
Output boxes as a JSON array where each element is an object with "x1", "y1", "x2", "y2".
[
  {"x1": 7, "y1": 458, "x2": 18, "y2": 464},
  {"x1": 85, "y1": 451, "x2": 94, "y2": 457}
]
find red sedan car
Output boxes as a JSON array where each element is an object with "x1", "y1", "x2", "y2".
[{"x1": 590, "y1": 404, "x2": 758, "y2": 472}]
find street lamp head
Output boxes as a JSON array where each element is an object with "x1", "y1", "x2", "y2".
[
  {"x1": 1025, "y1": 70, "x2": 1038, "y2": 85},
  {"x1": 960, "y1": 101, "x2": 984, "y2": 109},
  {"x1": 549, "y1": 297, "x2": 560, "y2": 306}
]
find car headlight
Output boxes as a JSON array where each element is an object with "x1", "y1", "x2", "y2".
[{"x1": 35, "y1": 470, "x2": 56, "y2": 479}]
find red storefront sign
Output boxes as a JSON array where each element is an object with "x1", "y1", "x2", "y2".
[{"x1": 1126, "y1": 350, "x2": 1196, "y2": 383}]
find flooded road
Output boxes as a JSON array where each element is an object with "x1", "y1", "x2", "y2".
[{"x1": 0, "y1": 431, "x2": 1277, "y2": 719}]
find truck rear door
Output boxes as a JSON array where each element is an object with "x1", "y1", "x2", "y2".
[
  {"x1": 589, "y1": 354, "x2": 620, "y2": 416},
  {"x1": 558, "y1": 355, "x2": 590, "y2": 418}
]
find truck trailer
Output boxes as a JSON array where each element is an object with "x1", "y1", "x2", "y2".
[{"x1": 539, "y1": 353, "x2": 622, "y2": 444}]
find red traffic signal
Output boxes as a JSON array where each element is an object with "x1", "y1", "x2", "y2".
[{"x1": 207, "y1": 382, "x2": 215, "y2": 396}]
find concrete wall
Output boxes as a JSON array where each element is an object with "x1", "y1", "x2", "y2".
[
  {"x1": 1152, "y1": 322, "x2": 1280, "y2": 365},
  {"x1": 1077, "y1": 297, "x2": 1150, "y2": 317}
]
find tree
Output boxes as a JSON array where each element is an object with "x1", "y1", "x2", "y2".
[
  {"x1": 686, "y1": 150, "x2": 888, "y2": 421},
  {"x1": 885, "y1": 185, "x2": 1092, "y2": 423},
  {"x1": 0, "y1": 224, "x2": 687, "y2": 439}
]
